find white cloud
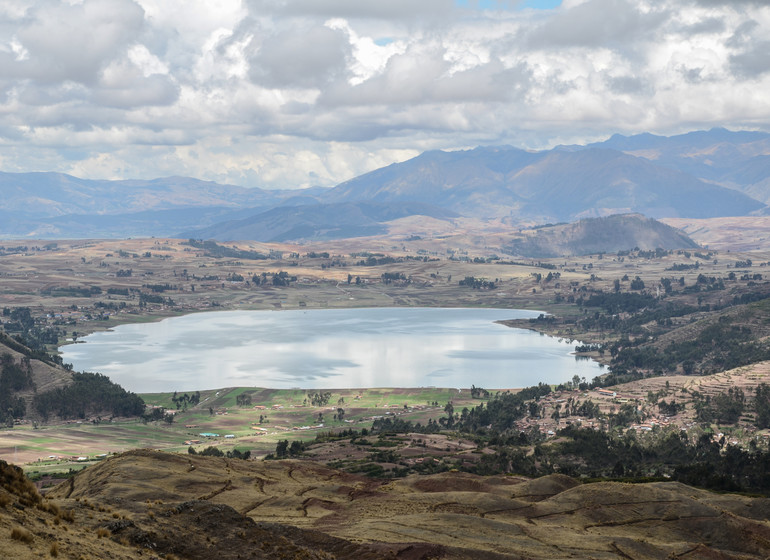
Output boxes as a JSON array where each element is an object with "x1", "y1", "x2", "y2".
[
  {"x1": 248, "y1": 23, "x2": 352, "y2": 89},
  {"x1": 11, "y1": 0, "x2": 145, "y2": 84},
  {"x1": 526, "y1": 0, "x2": 670, "y2": 50},
  {"x1": 0, "y1": 0, "x2": 768, "y2": 189},
  {"x1": 128, "y1": 44, "x2": 169, "y2": 76},
  {"x1": 267, "y1": 0, "x2": 456, "y2": 21},
  {"x1": 94, "y1": 60, "x2": 179, "y2": 108}
]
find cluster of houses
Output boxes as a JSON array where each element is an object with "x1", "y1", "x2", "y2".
[{"x1": 513, "y1": 387, "x2": 646, "y2": 436}]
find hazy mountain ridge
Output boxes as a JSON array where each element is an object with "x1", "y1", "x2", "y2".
[
  {"x1": 324, "y1": 142, "x2": 764, "y2": 222},
  {"x1": 28, "y1": 206, "x2": 270, "y2": 239},
  {"x1": 179, "y1": 201, "x2": 459, "y2": 242},
  {"x1": 0, "y1": 172, "x2": 280, "y2": 215},
  {"x1": 0, "y1": 172, "x2": 306, "y2": 238},
  {"x1": 324, "y1": 147, "x2": 538, "y2": 218},
  {"x1": 586, "y1": 127, "x2": 770, "y2": 204},
  {"x1": 1, "y1": 128, "x2": 767, "y2": 240}
]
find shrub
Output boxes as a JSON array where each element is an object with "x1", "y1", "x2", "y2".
[
  {"x1": 58, "y1": 508, "x2": 75, "y2": 523},
  {"x1": 11, "y1": 526, "x2": 34, "y2": 543}
]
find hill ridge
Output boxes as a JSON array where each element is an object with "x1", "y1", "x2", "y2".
[
  {"x1": 29, "y1": 449, "x2": 770, "y2": 559},
  {"x1": 505, "y1": 213, "x2": 700, "y2": 257}
]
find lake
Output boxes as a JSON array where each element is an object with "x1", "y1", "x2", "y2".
[{"x1": 60, "y1": 307, "x2": 603, "y2": 393}]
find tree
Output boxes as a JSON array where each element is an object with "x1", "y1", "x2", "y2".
[
  {"x1": 470, "y1": 385, "x2": 489, "y2": 399},
  {"x1": 307, "y1": 391, "x2": 332, "y2": 407},
  {"x1": 33, "y1": 371, "x2": 144, "y2": 422},
  {"x1": 289, "y1": 440, "x2": 304, "y2": 456},
  {"x1": 227, "y1": 449, "x2": 251, "y2": 460},
  {"x1": 200, "y1": 446, "x2": 224, "y2": 457},
  {"x1": 551, "y1": 405, "x2": 561, "y2": 421},
  {"x1": 337, "y1": 408, "x2": 345, "y2": 422},
  {"x1": 275, "y1": 439, "x2": 289, "y2": 458},
  {"x1": 444, "y1": 402, "x2": 454, "y2": 428},
  {"x1": 755, "y1": 384, "x2": 770, "y2": 429},
  {"x1": 705, "y1": 387, "x2": 745, "y2": 425},
  {"x1": 528, "y1": 401, "x2": 540, "y2": 418}
]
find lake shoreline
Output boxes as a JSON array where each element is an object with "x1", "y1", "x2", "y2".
[{"x1": 61, "y1": 307, "x2": 603, "y2": 394}]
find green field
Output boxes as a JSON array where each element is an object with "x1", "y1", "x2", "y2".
[{"x1": 1, "y1": 386, "x2": 484, "y2": 473}]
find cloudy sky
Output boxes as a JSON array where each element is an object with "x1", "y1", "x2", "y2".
[{"x1": 0, "y1": 0, "x2": 768, "y2": 189}]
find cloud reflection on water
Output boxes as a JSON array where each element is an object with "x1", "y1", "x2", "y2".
[{"x1": 61, "y1": 308, "x2": 603, "y2": 392}]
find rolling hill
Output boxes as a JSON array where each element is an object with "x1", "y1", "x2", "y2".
[
  {"x1": 505, "y1": 214, "x2": 701, "y2": 257},
  {"x1": 10, "y1": 449, "x2": 761, "y2": 559}
]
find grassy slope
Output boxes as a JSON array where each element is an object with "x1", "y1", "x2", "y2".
[{"x1": 32, "y1": 449, "x2": 770, "y2": 560}]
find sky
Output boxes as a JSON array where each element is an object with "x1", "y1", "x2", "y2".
[{"x1": 0, "y1": 0, "x2": 769, "y2": 190}]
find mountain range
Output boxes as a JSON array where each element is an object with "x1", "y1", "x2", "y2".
[
  {"x1": 178, "y1": 201, "x2": 459, "y2": 243},
  {"x1": 0, "y1": 128, "x2": 768, "y2": 244}
]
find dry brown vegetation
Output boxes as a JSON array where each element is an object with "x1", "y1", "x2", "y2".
[
  {"x1": 663, "y1": 216, "x2": 770, "y2": 252},
  {"x1": 20, "y1": 449, "x2": 767, "y2": 559},
  {"x1": 0, "y1": 459, "x2": 140, "y2": 559}
]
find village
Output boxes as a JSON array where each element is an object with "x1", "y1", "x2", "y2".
[{"x1": 14, "y1": 354, "x2": 770, "y2": 481}]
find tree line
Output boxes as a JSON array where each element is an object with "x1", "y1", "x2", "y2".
[{"x1": 33, "y1": 372, "x2": 145, "y2": 421}]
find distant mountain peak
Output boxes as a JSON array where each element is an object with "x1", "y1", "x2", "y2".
[{"x1": 0, "y1": 128, "x2": 767, "y2": 239}]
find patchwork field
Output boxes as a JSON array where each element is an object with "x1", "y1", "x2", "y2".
[{"x1": 1, "y1": 387, "x2": 473, "y2": 471}]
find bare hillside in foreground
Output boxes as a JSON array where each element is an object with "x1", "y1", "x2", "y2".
[{"x1": 2, "y1": 450, "x2": 756, "y2": 559}]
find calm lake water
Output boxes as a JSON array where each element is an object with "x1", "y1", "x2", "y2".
[{"x1": 60, "y1": 308, "x2": 603, "y2": 393}]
